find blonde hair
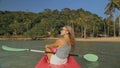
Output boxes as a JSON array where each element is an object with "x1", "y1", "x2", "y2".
[{"x1": 65, "y1": 26, "x2": 76, "y2": 52}]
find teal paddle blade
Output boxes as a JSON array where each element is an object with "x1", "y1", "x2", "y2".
[
  {"x1": 83, "y1": 54, "x2": 98, "y2": 62},
  {"x1": 2, "y1": 45, "x2": 29, "y2": 51}
]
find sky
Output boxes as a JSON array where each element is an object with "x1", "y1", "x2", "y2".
[{"x1": 0, "y1": 0, "x2": 109, "y2": 18}]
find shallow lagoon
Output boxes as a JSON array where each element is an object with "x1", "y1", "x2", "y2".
[{"x1": 0, "y1": 40, "x2": 120, "y2": 68}]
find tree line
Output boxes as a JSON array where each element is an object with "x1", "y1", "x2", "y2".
[
  {"x1": 104, "y1": 0, "x2": 120, "y2": 37},
  {"x1": 0, "y1": 0, "x2": 120, "y2": 39}
]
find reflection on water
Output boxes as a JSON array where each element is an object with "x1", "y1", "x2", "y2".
[{"x1": 86, "y1": 61, "x2": 99, "y2": 68}]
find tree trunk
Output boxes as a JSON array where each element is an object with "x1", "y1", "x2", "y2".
[
  {"x1": 83, "y1": 26, "x2": 87, "y2": 38},
  {"x1": 92, "y1": 24, "x2": 95, "y2": 37},
  {"x1": 119, "y1": 11, "x2": 120, "y2": 36},
  {"x1": 112, "y1": 12, "x2": 116, "y2": 37},
  {"x1": 107, "y1": 25, "x2": 110, "y2": 37},
  {"x1": 104, "y1": 22, "x2": 107, "y2": 37},
  {"x1": 113, "y1": 21, "x2": 116, "y2": 37},
  {"x1": 13, "y1": 29, "x2": 17, "y2": 36},
  {"x1": 81, "y1": 26, "x2": 84, "y2": 38},
  {"x1": 107, "y1": 20, "x2": 110, "y2": 37}
]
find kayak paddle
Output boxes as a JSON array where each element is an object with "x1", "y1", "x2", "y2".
[{"x1": 1, "y1": 45, "x2": 98, "y2": 62}]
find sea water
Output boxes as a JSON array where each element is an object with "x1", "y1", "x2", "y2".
[{"x1": 0, "y1": 40, "x2": 120, "y2": 68}]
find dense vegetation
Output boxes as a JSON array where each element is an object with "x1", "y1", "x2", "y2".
[
  {"x1": 0, "y1": 8, "x2": 118, "y2": 38},
  {"x1": 0, "y1": 0, "x2": 120, "y2": 39}
]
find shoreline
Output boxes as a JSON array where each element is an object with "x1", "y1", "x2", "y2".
[
  {"x1": 0, "y1": 37, "x2": 120, "y2": 42},
  {"x1": 76, "y1": 37, "x2": 120, "y2": 42}
]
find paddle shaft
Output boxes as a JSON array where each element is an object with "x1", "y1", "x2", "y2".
[
  {"x1": 2, "y1": 45, "x2": 98, "y2": 62},
  {"x1": 30, "y1": 49, "x2": 79, "y2": 56},
  {"x1": 29, "y1": 49, "x2": 99, "y2": 62},
  {"x1": 2, "y1": 45, "x2": 78, "y2": 56}
]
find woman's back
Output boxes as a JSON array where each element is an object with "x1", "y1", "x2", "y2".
[{"x1": 56, "y1": 39, "x2": 71, "y2": 59}]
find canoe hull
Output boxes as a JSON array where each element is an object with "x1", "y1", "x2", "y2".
[{"x1": 35, "y1": 55, "x2": 80, "y2": 68}]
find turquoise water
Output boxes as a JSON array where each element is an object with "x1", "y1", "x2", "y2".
[{"x1": 0, "y1": 40, "x2": 120, "y2": 68}]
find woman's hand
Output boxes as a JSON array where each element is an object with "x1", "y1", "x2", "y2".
[{"x1": 45, "y1": 44, "x2": 50, "y2": 49}]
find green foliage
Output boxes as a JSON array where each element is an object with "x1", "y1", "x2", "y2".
[
  {"x1": 105, "y1": 0, "x2": 120, "y2": 36},
  {"x1": 0, "y1": 7, "x2": 118, "y2": 38}
]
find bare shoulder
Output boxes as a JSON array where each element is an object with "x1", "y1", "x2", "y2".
[
  {"x1": 55, "y1": 38, "x2": 64, "y2": 47},
  {"x1": 55, "y1": 38, "x2": 64, "y2": 43}
]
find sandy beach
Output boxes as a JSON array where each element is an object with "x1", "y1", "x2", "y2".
[
  {"x1": 76, "y1": 37, "x2": 120, "y2": 42},
  {"x1": 0, "y1": 37, "x2": 120, "y2": 42},
  {"x1": 47, "y1": 37, "x2": 120, "y2": 42},
  {"x1": 39, "y1": 37, "x2": 120, "y2": 42}
]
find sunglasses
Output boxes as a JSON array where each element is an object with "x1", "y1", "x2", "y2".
[{"x1": 61, "y1": 28, "x2": 69, "y2": 32}]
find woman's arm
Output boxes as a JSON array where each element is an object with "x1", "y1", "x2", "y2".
[{"x1": 45, "y1": 39, "x2": 63, "y2": 49}]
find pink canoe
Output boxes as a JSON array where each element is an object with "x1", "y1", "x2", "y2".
[{"x1": 35, "y1": 55, "x2": 80, "y2": 68}]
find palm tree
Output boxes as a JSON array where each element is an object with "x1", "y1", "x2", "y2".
[
  {"x1": 112, "y1": 0, "x2": 120, "y2": 8},
  {"x1": 105, "y1": 0, "x2": 116, "y2": 37},
  {"x1": 112, "y1": 0, "x2": 120, "y2": 36},
  {"x1": 118, "y1": 12, "x2": 120, "y2": 36},
  {"x1": 105, "y1": 0, "x2": 120, "y2": 36}
]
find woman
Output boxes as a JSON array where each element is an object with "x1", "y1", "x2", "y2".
[{"x1": 45, "y1": 26, "x2": 76, "y2": 65}]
